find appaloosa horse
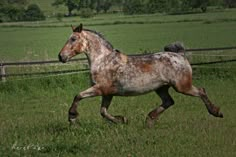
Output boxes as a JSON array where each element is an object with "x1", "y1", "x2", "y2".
[{"x1": 58, "y1": 24, "x2": 223, "y2": 127}]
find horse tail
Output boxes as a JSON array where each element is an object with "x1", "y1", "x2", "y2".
[{"x1": 164, "y1": 42, "x2": 185, "y2": 53}]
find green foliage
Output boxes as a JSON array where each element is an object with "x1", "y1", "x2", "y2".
[
  {"x1": 24, "y1": 4, "x2": 46, "y2": 21},
  {"x1": 224, "y1": 0, "x2": 236, "y2": 8},
  {"x1": 0, "y1": 0, "x2": 25, "y2": 22},
  {"x1": 52, "y1": 0, "x2": 80, "y2": 16},
  {"x1": 148, "y1": 0, "x2": 168, "y2": 13},
  {"x1": 0, "y1": 1, "x2": 45, "y2": 22},
  {"x1": 189, "y1": 0, "x2": 209, "y2": 12},
  {"x1": 56, "y1": 13, "x2": 64, "y2": 21},
  {"x1": 51, "y1": 0, "x2": 113, "y2": 16},
  {"x1": 123, "y1": 0, "x2": 147, "y2": 15},
  {"x1": 96, "y1": 0, "x2": 112, "y2": 13},
  {"x1": 79, "y1": 8, "x2": 94, "y2": 18},
  {"x1": 122, "y1": 0, "x2": 229, "y2": 15},
  {"x1": 2, "y1": 5, "x2": 25, "y2": 21}
]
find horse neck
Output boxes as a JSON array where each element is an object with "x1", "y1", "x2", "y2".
[{"x1": 83, "y1": 31, "x2": 114, "y2": 66}]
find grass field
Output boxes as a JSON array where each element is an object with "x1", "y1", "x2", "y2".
[
  {"x1": 1, "y1": 9, "x2": 236, "y2": 61},
  {"x1": 0, "y1": 8, "x2": 236, "y2": 157},
  {"x1": 0, "y1": 74, "x2": 235, "y2": 157}
]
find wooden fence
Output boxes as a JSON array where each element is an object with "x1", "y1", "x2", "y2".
[{"x1": 1, "y1": 46, "x2": 236, "y2": 82}]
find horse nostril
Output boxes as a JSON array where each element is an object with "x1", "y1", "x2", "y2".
[
  {"x1": 58, "y1": 54, "x2": 62, "y2": 62},
  {"x1": 58, "y1": 54, "x2": 68, "y2": 63}
]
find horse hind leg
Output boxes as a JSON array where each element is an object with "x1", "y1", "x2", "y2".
[
  {"x1": 146, "y1": 85, "x2": 174, "y2": 128},
  {"x1": 174, "y1": 80, "x2": 223, "y2": 118}
]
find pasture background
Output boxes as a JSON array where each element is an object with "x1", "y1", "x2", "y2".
[{"x1": 0, "y1": 8, "x2": 236, "y2": 157}]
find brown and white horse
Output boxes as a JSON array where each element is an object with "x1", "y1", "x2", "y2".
[{"x1": 58, "y1": 24, "x2": 223, "y2": 127}]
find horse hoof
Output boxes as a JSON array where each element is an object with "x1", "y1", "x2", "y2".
[
  {"x1": 145, "y1": 116, "x2": 155, "y2": 128},
  {"x1": 218, "y1": 112, "x2": 223, "y2": 118},
  {"x1": 114, "y1": 116, "x2": 128, "y2": 124},
  {"x1": 209, "y1": 106, "x2": 223, "y2": 118},
  {"x1": 69, "y1": 118, "x2": 78, "y2": 125}
]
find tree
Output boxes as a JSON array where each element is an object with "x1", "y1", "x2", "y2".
[
  {"x1": 224, "y1": 0, "x2": 236, "y2": 8},
  {"x1": 79, "y1": 0, "x2": 112, "y2": 13},
  {"x1": 52, "y1": 0, "x2": 80, "y2": 16},
  {"x1": 0, "y1": 0, "x2": 27, "y2": 22},
  {"x1": 24, "y1": 4, "x2": 45, "y2": 21},
  {"x1": 123, "y1": 0, "x2": 146, "y2": 15},
  {"x1": 190, "y1": 0, "x2": 209, "y2": 12},
  {"x1": 0, "y1": 1, "x2": 46, "y2": 22},
  {"x1": 3, "y1": 0, "x2": 28, "y2": 5},
  {"x1": 147, "y1": 0, "x2": 169, "y2": 13}
]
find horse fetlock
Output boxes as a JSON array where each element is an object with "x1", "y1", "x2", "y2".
[
  {"x1": 208, "y1": 106, "x2": 223, "y2": 118},
  {"x1": 68, "y1": 111, "x2": 79, "y2": 121},
  {"x1": 147, "y1": 109, "x2": 158, "y2": 120}
]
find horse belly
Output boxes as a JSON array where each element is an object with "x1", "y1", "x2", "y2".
[{"x1": 116, "y1": 74, "x2": 165, "y2": 96}]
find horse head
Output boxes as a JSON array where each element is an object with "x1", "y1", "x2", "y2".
[{"x1": 58, "y1": 24, "x2": 87, "y2": 63}]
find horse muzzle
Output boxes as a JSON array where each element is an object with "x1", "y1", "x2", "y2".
[{"x1": 58, "y1": 54, "x2": 68, "y2": 63}]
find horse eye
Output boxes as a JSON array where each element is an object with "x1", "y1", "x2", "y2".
[{"x1": 71, "y1": 37, "x2": 76, "y2": 42}]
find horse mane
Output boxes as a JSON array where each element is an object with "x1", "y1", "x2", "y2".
[
  {"x1": 164, "y1": 42, "x2": 185, "y2": 53},
  {"x1": 83, "y1": 29, "x2": 114, "y2": 51}
]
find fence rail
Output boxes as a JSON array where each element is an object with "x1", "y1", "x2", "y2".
[
  {"x1": 1, "y1": 58, "x2": 87, "y2": 66},
  {"x1": 185, "y1": 46, "x2": 236, "y2": 52},
  {"x1": 1, "y1": 46, "x2": 236, "y2": 82}
]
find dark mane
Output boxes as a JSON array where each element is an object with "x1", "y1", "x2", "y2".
[{"x1": 84, "y1": 29, "x2": 114, "y2": 50}]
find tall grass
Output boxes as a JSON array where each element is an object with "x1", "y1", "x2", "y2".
[{"x1": 0, "y1": 68, "x2": 235, "y2": 157}]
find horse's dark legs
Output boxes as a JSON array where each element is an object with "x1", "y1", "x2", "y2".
[
  {"x1": 175, "y1": 85, "x2": 223, "y2": 118},
  {"x1": 68, "y1": 86, "x2": 101, "y2": 124},
  {"x1": 146, "y1": 86, "x2": 174, "y2": 128},
  {"x1": 100, "y1": 96, "x2": 128, "y2": 124}
]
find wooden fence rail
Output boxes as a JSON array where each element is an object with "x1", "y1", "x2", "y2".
[{"x1": 1, "y1": 46, "x2": 236, "y2": 82}]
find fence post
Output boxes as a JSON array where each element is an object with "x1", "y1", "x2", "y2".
[{"x1": 0, "y1": 63, "x2": 6, "y2": 82}]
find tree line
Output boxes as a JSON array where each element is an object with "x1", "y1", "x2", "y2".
[
  {"x1": 53, "y1": 0, "x2": 236, "y2": 16},
  {"x1": 0, "y1": 0, "x2": 45, "y2": 22},
  {"x1": 0, "y1": 0, "x2": 235, "y2": 22}
]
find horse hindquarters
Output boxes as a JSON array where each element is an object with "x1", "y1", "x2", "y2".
[{"x1": 172, "y1": 67, "x2": 223, "y2": 118}]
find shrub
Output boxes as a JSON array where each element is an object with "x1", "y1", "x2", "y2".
[
  {"x1": 23, "y1": 4, "x2": 46, "y2": 21},
  {"x1": 80, "y1": 8, "x2": 94, "y2": 18},
  {"x1": 56, "y1": 13, "x2": 63, "y2": 21}
]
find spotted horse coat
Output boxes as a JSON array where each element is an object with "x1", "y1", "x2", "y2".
[{"x1": 58, "y1": 24, "x2": 223, "y2": 127}]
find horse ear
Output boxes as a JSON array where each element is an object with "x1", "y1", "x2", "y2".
[
  {"x1": 71, "y1": 25, "x2": 76, "y2": 32},
  {"x1": 73, "y1": 23, "x2": 83, "y2": 33}
]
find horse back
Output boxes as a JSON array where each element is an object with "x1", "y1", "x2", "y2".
[{"x1": 113, "y1": 52, "x2": 191, "y2": 95}]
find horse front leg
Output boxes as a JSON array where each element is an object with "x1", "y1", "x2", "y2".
[
  {"x1": 100, "y1": 96, "x2": 128, "y2": 124},
  {"x1": 68, "y1": 86, "x2": 101, "y2": 125}
]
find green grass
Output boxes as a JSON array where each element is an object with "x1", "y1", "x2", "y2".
[
  {"x1": 0, "y1": 9, "x2": 236, "y2": 157},
  {"x1": 0, "y1": 72, "x2": 235, "y2": 157},
  {"x1": 0, "y1": 9, "x2": 236, "y2": 61},
  {"x1": 0, "y1": 21, "x2": 236, "y2": 61}
]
